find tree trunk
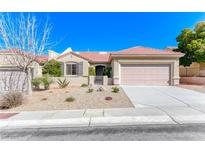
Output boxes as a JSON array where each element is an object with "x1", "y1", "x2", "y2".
[{"x1": 25, "y1": 68, "x2": 32, "y2": 95}]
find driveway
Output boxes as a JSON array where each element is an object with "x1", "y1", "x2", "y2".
[{"x1": 122, "y1": 86, "x2": 205, "y2": 124}]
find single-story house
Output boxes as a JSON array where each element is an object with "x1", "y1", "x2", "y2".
[{"x1": 49, "y1": 46, "x2": 184, "y2": 86}]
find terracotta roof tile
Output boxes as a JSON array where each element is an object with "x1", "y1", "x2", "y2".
[
  {"x1": 0, "y1": 49, "x2": 48, "y2": 63},
  {"x1": 111, "y1": 46, "x2": 183, "y2": 55},
  {"x1": 56, "y1": 46, "x2": 183, "y2": 62},
  {"x1": 78, "y1": 52, "x2": 111, "y2": 63}
]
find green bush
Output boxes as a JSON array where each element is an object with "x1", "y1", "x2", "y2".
[
  {"x1": 42, "y1": 59, "x2": 61, "y2": 77},
  {"x1": 57, "y1": 78, "x2": 70, "y2": 88},
  {"x1": 31, "y1": 78, "x2": 42, "y2": 90},
  {"x1": 103, "y1": 67, "x2": 112, "y2": 78},
  {"x1": 81, "y1": 83, "x2": 88, "y2": 87},
  {"x1": 87, "y1": 88, "x2": 94, "y2": 93},
  {"x1": 89, "y1": 67, "x2": 96, "y2": 76},
  {"x1": 65, "y1": 96, "x2": 75, "y2": 102},
  {"x1": 41, "y1": 75, "x2": 53, "y2": 90},
  {"x1": 112, "y1": 86, "x2": 120, "y2": 93}
]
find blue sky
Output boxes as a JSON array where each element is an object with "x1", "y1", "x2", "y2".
[{"x1": 32, "y1": 12, "x2": 205, "y2": 52}]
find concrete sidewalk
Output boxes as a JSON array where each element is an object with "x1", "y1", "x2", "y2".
[{"x1": 1, "y1": 106, "x2": 205, "y2": 129}]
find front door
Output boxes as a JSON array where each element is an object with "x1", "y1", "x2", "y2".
[{"x1": 95, "y1": 65, "x2": 105, "y2": 76}]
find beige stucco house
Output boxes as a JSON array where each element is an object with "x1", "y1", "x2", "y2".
[
  {"x1": 0, "y1": 50, "x2": 47, "y2": 93},
  {"x1": 49, "y1": 46, "x2": 184, "y2": 86}
]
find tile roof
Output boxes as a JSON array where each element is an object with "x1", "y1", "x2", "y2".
[
  {"x1": 111, "y1": 46, "x2": 183, "y2": 55},
  {"x1": 78, "y1": 52, "x2": 111, "y2": 63},
  {"x1": 0, "y1": 49, "x2": 48, "y2": 63},
  {"x1": 36, "y1": 55, "x2": 48, "y2": 63}
]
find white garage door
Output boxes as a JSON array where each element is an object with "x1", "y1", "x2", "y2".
[
  {"x1": 120, "y1": 64, "x2": 171, "y2": 86},
  {"x1": 0, "y1": 70, "x2": 28, "y2": 94}
]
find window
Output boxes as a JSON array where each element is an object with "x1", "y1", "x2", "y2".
[{"x1": 66, "y1": 63, "x2": 77, "y2": 75}]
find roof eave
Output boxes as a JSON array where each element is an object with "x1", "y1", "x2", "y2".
[{"x1": 110, "y1": 53, "x2": 184, "y2": 57}]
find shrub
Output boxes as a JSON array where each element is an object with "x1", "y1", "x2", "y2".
[
  {"x1": 0, "y1": 91, "x2": 23, "y2": 109},
  {"x1": 57, "y1": 78, "x2": 70, "y2": 88},
  {"x1": 81, "y1": 83, "x2": 88, "y2": 87},
  {"x1": 65, "y1": 96, "x2": 75, "y2": 102},
  {"x1": 41, "y1": 75, "x2": 53, "y2": 90},
  {"x1": 97, "y1": 86, "x2": 106, "y2": 92},
  {"x1": 41, "y1": 98, "x2": 48, "y2": 101},
  {"x1": 87, "y1": 88, "x2": 94, "y2": 93},
  {"x1": 42, "y1": 59, "x2": 61, "y2": 77},
  {"x1": 31, "y1": 78, "x2": 42, "y2": 90},
  {"x1": 103, "y1": 67, "x2": 112, "y2": 78},
  {"x1": 89, "y1": 67, "x2": 96, "y2": 76},
  {"x1": 112, "y1": 86, "x2": 120, "y2": 93}
]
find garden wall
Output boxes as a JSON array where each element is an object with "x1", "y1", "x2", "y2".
[
  {"x1": 180, "y1": 77, "x2": 205, "y2": 85},
  {"x1": 52, "y1": 76, "x2": 88, "y2": 86}
]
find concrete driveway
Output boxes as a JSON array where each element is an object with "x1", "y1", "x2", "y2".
[{"x1": 122, "y1": 86, "x2": 205, "y2": 124}]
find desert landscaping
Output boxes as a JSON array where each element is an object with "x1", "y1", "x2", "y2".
[{"x1": 0, "y1": 85, "x2": 134, "y2": 112}]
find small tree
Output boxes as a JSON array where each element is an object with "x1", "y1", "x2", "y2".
[
  {"x1": 43, "y1": 59, "x2": 61, "y2": 77},
  {"x1": 103, "y1": 67, "x2": 112, "y2": 78},
  {"x1": 0, "y1": 13, "x2": 51, "y2": 93},
  {"x1": 175, "y1": 22, "x2": 205, "y2": 67},
  {"x1": 89, "y1": 67, "x2": 96, "y2": 76}
]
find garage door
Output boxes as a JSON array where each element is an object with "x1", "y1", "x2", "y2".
[
  {"x1": 120, "y1": 64, "x2": 171, "y2": 86},
  {"x1": 0, "y1": 70, "x2": 28, "y2": 94}
]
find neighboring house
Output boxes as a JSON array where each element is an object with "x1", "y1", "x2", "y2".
[
  {"x1": 49, "y1": 46, "x2": 183, "y2": 86},
  {"x1": 0, "y1": 49, "x2": 48, "y2": 93}
]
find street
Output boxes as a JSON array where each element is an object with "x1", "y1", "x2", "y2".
[{"x1": 1, "y1": 124, "x2": 205, "y2": 140}]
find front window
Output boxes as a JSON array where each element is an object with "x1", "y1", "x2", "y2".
[{"x1": 66, "y1": 63, "x2": 77, "y2": 75}]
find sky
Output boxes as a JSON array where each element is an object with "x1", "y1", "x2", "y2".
[{"x1": 29, "y1": 12, "x2": 205, "y2": 52}]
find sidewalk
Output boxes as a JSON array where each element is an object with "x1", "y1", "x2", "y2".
[{"x1": 1, "y1": 107, "x2": 205, "y2": 129}]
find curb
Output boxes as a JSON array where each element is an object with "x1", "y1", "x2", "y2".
[{"x1": 0, "y1": 115, "x2": 176, "y2": 130}]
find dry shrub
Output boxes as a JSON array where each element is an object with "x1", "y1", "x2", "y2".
[
  {"x1": 41, "y1": 98, "x2": 48, "y2": 101},
  {"x1": 0, "y1": 91, "x2": 23, "y2": 109}
]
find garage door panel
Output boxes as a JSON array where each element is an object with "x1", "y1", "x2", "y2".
[{"x1": 120, "y1": 64, "x2": 170, "y2": 86}]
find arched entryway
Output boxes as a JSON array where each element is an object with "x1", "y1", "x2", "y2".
[{"x1": 95, "y1": 65, "x2": 105, "y2": 76}]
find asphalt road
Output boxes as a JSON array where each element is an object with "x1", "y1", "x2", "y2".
[{"x1": 1, "y1": 124, "x2": 205, "y2": 141}]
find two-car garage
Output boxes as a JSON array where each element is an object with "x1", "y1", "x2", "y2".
[
  {"x1": 120, "y1": 64, "x2": 171, "y2": 86},
  {"x1": 110, "y1": 46, "x2": 184, "y2": 86}
]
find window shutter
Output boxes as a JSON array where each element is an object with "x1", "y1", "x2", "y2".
[{"x1": 78, "y1": 62, "x2": 83, "y2": 76}]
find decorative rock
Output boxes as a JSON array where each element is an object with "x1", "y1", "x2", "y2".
[{"x1": 105, "y1": 96, "x2": 112, "y2": 101}]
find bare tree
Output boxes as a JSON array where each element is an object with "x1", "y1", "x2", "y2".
[{"x1": 0, "y1": 13, "x2": 51, "y2": 94}]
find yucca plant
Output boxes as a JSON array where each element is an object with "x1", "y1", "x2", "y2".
[{"x1": 57, "y1": 78, "x2": 70, "y2": 88}]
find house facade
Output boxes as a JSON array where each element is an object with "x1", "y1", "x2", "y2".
[
  {"x1": 0, "y1": 50, "x2": 47, "y2": 93},
  {"x1": 49, "y1": 46, "x2": 184, "y2": 86}
]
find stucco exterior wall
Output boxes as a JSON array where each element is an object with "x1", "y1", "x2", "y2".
[
  {"x1": 111, "y1": 57, "x2": 180, "y2": 86},
  {"x1": 199, "y1": 62, "x2": 205, "y2": 77},
  {"x1": 51, "y1": 76, "x2": 88, "y2": 86},
  {"x1": 179, "y1": 62, "x2": 200, "y2": 77},
  {"x1": 179, "y1": 62, "x2": 205, "y2": 77},
  {"x1": 57, "y1": 53, "x2": 90, "y2": 76},
  {"x1": 0, "y1": 53, "x2": 42, "y2": 79}
]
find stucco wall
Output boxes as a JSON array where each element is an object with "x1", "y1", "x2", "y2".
[
  {"x1": 111, "y1": 57, "x2": 180, "y2": 86},
  {"x1": 179, "y1": 62, "x2": 205, "y2": 77},
  {"x1": 179, "y1": 63, "x2": 200, "y2": 77},
  {"x1": 180, "y1": 77, "x2": 205, "y2": 85},
  {"x1": 51, "y1": 76, "x2": 88, "y2": 86},
  {"x1": 0, "y1": 53, "x2": 42, "y2": 78}
]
